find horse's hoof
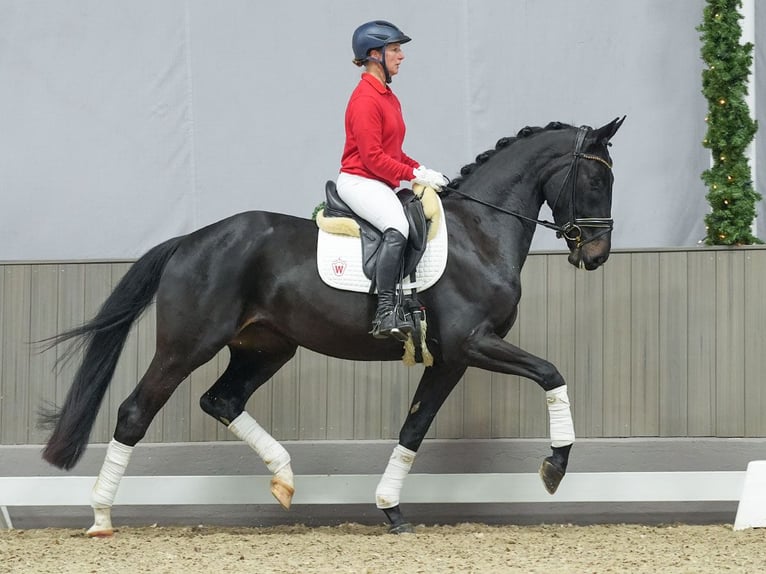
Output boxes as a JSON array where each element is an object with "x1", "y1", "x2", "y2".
[
  {"x1": 388, "y1": 522, "x2": 415, "y2": 534},
  {"x1": 270, "y1": 477, "x2": 294, "y2": 510},
  {"x1": 539, "y1": 457, "x2": 566, "y2": 495}
]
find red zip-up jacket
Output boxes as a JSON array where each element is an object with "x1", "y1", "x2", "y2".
[{"x1": 340, "y1": 73, "x2": 420, "y2": 189}]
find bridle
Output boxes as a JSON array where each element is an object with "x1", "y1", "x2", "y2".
[{"x1": 447, "y1": 126, "x2": 614, "y2": 249}]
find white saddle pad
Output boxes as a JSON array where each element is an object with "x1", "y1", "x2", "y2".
[{"x1": 317, "y1": 200, "x2": 449, "y2": 293}]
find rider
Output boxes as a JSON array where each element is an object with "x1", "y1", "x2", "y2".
[{"x1": 337, "y1": 20, "x2": 448, "y2": 340}]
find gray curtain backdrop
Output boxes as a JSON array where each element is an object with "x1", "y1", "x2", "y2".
[{"x1": 1, "y1": 0, "x2": 763, "y2": 260}]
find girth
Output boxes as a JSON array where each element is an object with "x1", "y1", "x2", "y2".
[{"x1": 322, "y1": 180, "x2": 429, "y2": 284}]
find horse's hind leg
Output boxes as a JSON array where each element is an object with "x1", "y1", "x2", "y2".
[
  {"x1": 377, "y1": 362, "x2": 467, "y2": 533},
  {"x1": 88, "y1": 350, "x2": 210, "y2": 537},
  {"x1": 199, "y1": 343, "x2": 298, "y2": 509}
]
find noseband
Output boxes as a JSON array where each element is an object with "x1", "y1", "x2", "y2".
[
  {"x1": 550, "y1": 127, "x2": 614, "y2": 248},
  {"x1": 448, "y1": 126, "x2": 613, "y2": 249}
]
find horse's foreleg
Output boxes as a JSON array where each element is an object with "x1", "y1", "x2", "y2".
[
  {"x1": 464, "y1": 331, "x2": 574, "y2": 494},
  {"x1": 379, "y1": 363, "x2": 467, "y2": 533},
  {"x1": 200, "y1": 345, "x2": 297, "y2": 510}
]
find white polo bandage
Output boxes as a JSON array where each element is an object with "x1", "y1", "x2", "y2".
[
  {"x1": 91, "y1": 439, "x2": 133, "y2": 509},
  {"x1": 547, "y1": 385, "x2": 575, "y2": 447},
  {"x1": 375, "y1": 444, "x2": 416, "y2": 509},
  {"x1": 229, "y1": 412, "x2": 292, "y2": 481}
]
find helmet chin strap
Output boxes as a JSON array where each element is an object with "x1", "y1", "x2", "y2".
[{"x1": 367, "y1": 46, "x2": 392, "y2": 84}]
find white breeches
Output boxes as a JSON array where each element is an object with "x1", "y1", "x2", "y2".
[{"x1": 336, "y1": 172, "x2": 409, "y2": 237}]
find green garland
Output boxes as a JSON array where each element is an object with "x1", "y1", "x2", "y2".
[{"x1": 698, "y1": 0, "x2": 760, "y2": 245}]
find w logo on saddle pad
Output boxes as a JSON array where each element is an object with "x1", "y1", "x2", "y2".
[
  {"x1": 316, "y1": 186, "x2": 449, "y2": 293},
  {"x1": 331, "y1": 258, "x2": 347, "y2": 277}
]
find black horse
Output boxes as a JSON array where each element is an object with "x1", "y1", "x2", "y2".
[{"x1": 41, "y1": 117, "x2": 625, "y2": 535}]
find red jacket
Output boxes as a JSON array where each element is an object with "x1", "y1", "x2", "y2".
[{"x1": 340, "y1": 73, "x2": 420, "y2": 189}]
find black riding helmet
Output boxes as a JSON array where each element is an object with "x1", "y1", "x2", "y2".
[{"x1": 352, "y1": 20, "x2": 411, "y2": 84}]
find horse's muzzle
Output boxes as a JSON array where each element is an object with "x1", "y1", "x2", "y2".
[{"x1": 568, "y1": 238, "x2": 611, "y2": 270}]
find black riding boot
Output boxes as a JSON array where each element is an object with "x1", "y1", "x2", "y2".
[{"x1": 371, "y1": 228, "x2": 414, "y2": 341}]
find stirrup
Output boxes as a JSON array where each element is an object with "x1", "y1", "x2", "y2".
[{"x1": 371, "y1": 310, "x2": 413, "y2": 342}]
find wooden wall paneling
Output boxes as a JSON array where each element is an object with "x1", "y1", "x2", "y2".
[
  {"x1": 463, "y1": 366, "x2": 492, "y2": 438},
  {"x1": 573, "y1": 266, "x2": 605, "y2": 437},
  {"x1": 629, "y1": 253, "x2": 660, "y2": 435},
  {"x1": 744, "y1": 250, "x2": 766, "y2": 436},
  {"x1": 269, "y1": 354, "x2": 300, "y2": 440},
  {"x1": 602, "y1": 254, "x2": 633, "y2": 436},
  {"x1": 353, "y1": 360, "x2": 382, "y2": 439},
  {"x1": 27, "y1": 265, "x2": 60, "y2": 444},
  {"x1": 686, "y1": 251, "x2": 717, "y2": 435},
  {"x1": 1, "y1": 266, "x2": 31, "y2": 443},
  {"x1": 326, "y1": 357, "x2": 355, "y2": 439},
  {"x1": 4, "y1": 248, "x2": 766, "y2": 446},
  {"x1": 433, "y1": 370, "x2": 465, "y2": 439},
  {"x1": 715, "y1": 252, "x2": 746, "y2": 436},
  {"x1": 0, "y1": 267, "x2": 4, "y2": 440},
  {"x1": 658, "y1": 252, "x2": 689, "y2": 436},
  {"x1": 298, "y1": 349, "x2": 328, "y2": 439}
]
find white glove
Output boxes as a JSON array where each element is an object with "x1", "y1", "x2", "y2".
[{"x1": 412, "y1": 166, "x2": 448, "y2": 191}]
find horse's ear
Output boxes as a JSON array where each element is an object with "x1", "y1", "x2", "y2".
[{"x1": 593, "y1": 116, "x2": 626, "y2": 145}]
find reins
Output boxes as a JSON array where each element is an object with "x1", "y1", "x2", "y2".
[{"x1": 446, "y1": 126, "x2": 614, "y2": 248}]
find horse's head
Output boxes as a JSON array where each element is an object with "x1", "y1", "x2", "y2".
[{"x1": 544, "y1": 117, "x2": 625, "y2": 270}]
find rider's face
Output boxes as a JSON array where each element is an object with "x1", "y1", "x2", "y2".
[{"x1": 370, "y1": 43, "x2": 405, "y2": 78}]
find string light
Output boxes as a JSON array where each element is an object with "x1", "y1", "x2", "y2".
[{"x1": 699, "y1": 1, "x2": 761, "y2": 246}]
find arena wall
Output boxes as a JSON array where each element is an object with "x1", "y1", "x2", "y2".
[{"x1": 2, "y1": 247, "x2": 765, "y2": 448}]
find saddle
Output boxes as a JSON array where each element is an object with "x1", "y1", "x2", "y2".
[
  {"x1": 315, "y1": 182, "x2": 444, "y2": 366},
  {"x1": 317, "y1": 181, "x2": 434, "y2": 286}
]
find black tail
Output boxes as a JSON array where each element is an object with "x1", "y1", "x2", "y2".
[{"x1": 40, "y1": 236, "x2": 184, "y2": 469}]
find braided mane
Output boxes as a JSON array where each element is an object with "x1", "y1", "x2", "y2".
[{"x1": 444, "y1": 121, "x2": 573, "y2": 193}]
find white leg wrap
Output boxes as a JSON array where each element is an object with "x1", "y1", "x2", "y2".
[
  {"x1": 91, "y1": 439, "x2": 133, "y2": 509},
  {"x1": 87, "y1": 438, "x2": 133, "y2": 536},
  {"x1": 375, "y1": 444, "x2": 416, "y2": 509},
  {"x1": 547, "y1": 385, "x2": 575, "y2": 448},
  {"x1": 229, "y1": 412, "x2": 293, "y2": 485}
]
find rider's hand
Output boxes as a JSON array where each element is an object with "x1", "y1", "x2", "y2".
[{"x1": 412, "y1": 166, "x2": 448, "y2": 191}]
